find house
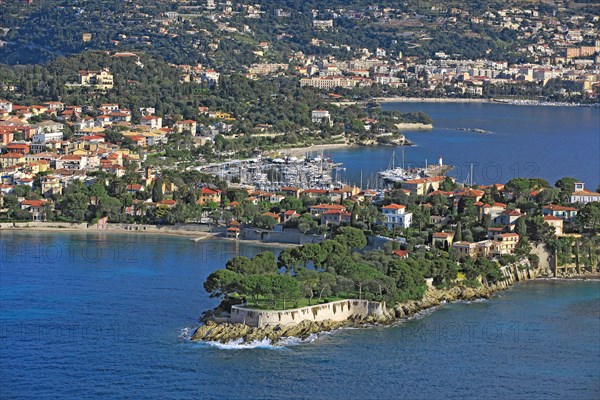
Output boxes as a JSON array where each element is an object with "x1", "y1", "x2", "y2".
[
  {"x1": 56, "y1": 155, "x2": 87, "y2": 170},
  {"x1": 542, "y1": 204, "x2": 578, "y2": 222},
  {"x1": 262, "y1": 212, "x2": 281, "y2": 223},
  {"x1": 79, "y1": 69, "x2": 114, "y2": 90},
  {"x1": 321, "y1": 210, "x2": 352, "y2": 226},
  {"x1": 174, "y1": 120, "x2": 197, "y2": 134},
  {"x1": 311, "y1": 110, "x2": 332, "y2": 125},
  {"x1": 20, "y1": 199, "x2": 49, "y2": 221},
  {"x1": 154, "y1": 199, "x2": 176, "y2": 209},
  {"x1": 474, "y1": 202, "x2": 507, "y2": 219},
  {"x1": 310, "y1": 204, "x2": 346, "y2": 216},
  {"x1": 543, "y1": 215, "x2": 563, "y2": 235},
  {"x1": 432, "y1": 231, "x2": 454, "y2": 250},
  {"x1": 392, "y1": 249, "x2": 409, "y2": 259},
  {"x1": 43, "y1": 101, "x2": 65, "y2": 113},
  {"x1": 280, "y1": 187, "x2": 302, "y2": 198},
  {"x1": 452, "y1": 241, "x2": 478, "y2": 258},
  {"x1": 197, "y1": 187, "x2": 222, "y2": 205},
  {"x1": 16, "y1": 177, "x2": 34, "y2": 188},
  {"x1": 0, "y1": 152, "x2": 26, "y2": 168},
  {"x1": 430, "y1": 215, "x2": 449, "y2": 227},
  {"x1": 302, "y1": 188, "x2": 328, "y2": 199},
  {"x1": 382, "y1": 203, "x2": 413, "y2": 229},
  {"x1": 5, "y1": 142, "x2": 30, "y2": 155},
  {"x1": 270, "y1": 194, "x2": 285, "y2": 204},
  {"x1": 0, "y1": 127, "x2": 14, "y2": 145},
  {"x1": 491, "y1": 233, "x2": 520, "y2": 255},
  {"x1": 452, "y1": 233, "x2": 519, "y2": 258},
  {"x1": 570, "y1": 182, "x2": 600, "y2": 204},
  {"x1": 401, "y1": 176, "x2": 447, "y2": 195},
  {"x1": 493, "y1": 209, "x2": 522, "y2": 226},
  {"x1": 40, "y1": 175, "x2": 62, "y2": 197},
  {"x1": 454, "y1": 188, "x2": 485, "y2": 202},
  {"x1": 282, "y1": 209, "x2": 299, "y2": 222},
  {"x1": 0, "y1": 99, "x2": 13, "y2": 113},
  {"x1": 140, "y1": 115, "x2": 162, "y2": 130},
  {"x1": 126, "y1": 184, "x2": 144, "y2": 194},
  {"x1": 0, "y1": 184, "x2": 14, "y2": 194}
]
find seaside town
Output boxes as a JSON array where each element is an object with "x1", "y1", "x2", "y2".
[
  {"x1": 0, "y1": 88, "x2": 598, "y2": 273},
  {"x1": 1, "y1": 0, "x2": 599, "y2": 316},
  {"x1": 1, "y1": 1, "x2": 600, "y2": 103},
  {"x1": 1, "y1": 1, "x2": 600, "y2": 398}
]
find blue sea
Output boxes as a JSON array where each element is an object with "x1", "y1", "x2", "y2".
[
  {"x1": 1, "y1": 232, "x2": 599, "y2": 399},
  {"x1": 328, "y1": 103, "x2": 600, "y2": 187}
]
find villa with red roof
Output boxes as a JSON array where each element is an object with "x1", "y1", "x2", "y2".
[
  {"x1": 382, "y1": 203, "x2": 412, "y2": 229},
  {"x1": 310, "y1": 203, "x2": 346, "y2": 216},
  {"x1": 197, "y1": 187, "x2": 222, "y2": 205},
  {"x1": 542, "y1": 204, "x2": 578, "y2": 222}
]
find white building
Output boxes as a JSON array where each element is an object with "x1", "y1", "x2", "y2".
[
  {"x1": 0, "y1": 99, "x2": 13, "y2": 113},
  {"x1": 32, "y1": 131, "x2": 63, "y2": 144},
  {"x1": 311, "y1": 110, "x2": 332, "y2": 125},
  {"x1": 382, "y1": 203, "x2": 413, "y2": 229},
  {"x1": 140, "y1": 115, "x2": 163, "y2": 130},
  {"x1": 570, "y1": 182, "x2": 600, "y2": 204}
]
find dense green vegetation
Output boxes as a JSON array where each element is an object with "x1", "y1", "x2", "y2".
[
  {"x1": 2, "y1": 0, "x2": 594, "y2": 66},
  {"x1": 204, "y1": 226, "x2": 510, "y2": 311},
  {"x1": 0, "y1": 50, "x2": 432, "y2": 157}
]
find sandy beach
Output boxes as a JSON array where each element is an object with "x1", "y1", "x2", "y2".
[{"x1": 277, "y1": 142, "x2": 355, "y2": 157}]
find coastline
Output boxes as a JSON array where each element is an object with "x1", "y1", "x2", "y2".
[
  {"x1": 191, "y1": 268, "x2": 600, "y2": 346},
  {"x1": 374, "y1": 97, "x2": 593, "y2": 107},
  {"x1": 278, "y1": 142, "x2": 355, "y2": 157},
  {"x1": 191, "y1": 282, "x2": 512, "y2": 345},
  {"x1": 0, "y1": 222, "x2": 217, "y2": 239},
  {"x1": 0, "y1": 222, "x2": 299, "y2": 248}
]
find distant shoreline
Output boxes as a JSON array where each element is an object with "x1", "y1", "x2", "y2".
[{"x1": 374, "y1": 97, "x2": 594, "y2": 107}]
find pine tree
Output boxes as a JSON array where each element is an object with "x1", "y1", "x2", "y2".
[
  {"x1": 455, "y1": 221, "x2": 463, "y2": 242},
  {"x1": 515, "y1": 217, "x2": 527, "y2": 238},
  {"x1": 152, "y1": 178, "x2": 164, "y2": 202}
]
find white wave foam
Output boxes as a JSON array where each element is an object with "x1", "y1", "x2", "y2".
[
  {"x1": 179, "y1": 327, "x2": 191, "y2": 340},
  {"x1": 461, "y1": 298, "x2": 488, "y2": 304},
  {"x1": 204, "y1": 337, "x2": 279, "y2": 350}
]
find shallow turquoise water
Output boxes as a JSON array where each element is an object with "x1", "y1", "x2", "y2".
[{"x1": 1, "y1": 232, "x2": 598, "y2": 399}]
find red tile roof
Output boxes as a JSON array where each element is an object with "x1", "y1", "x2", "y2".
[
  {"x1": 543, "y1": 204, "x2": 577, "y2": 212},
  {"x1": 382, "y1": 203, "x2": 406, "y2": 210},
  {"x1": 392, "y1": 250, "x2": 408, "y2": 258}
]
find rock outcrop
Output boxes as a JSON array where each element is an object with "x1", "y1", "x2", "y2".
[
  {"x1": 191, "y1": 317, "x2": 390, "y2": 344},
  {"x1": 392, "y1": 284, "x2": 500, "y2": 319}
]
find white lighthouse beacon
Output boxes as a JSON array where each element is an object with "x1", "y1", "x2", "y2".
[{"x1": 438, "y1": 155, "x2": 443, "y2": 166}]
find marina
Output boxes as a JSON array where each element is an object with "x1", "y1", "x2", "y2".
[
  {"x1": 196, "y1": 148, "x2": 453, "y2": 192},
  {"x1": 195, "y1": 152, "x2": 345, "y2": 191}
]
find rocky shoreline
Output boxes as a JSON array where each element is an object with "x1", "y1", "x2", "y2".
[
  {"x1": 190, "y1": 261, "x2": 598, "y2": 346},
  {"x1": 190, "y1": 283, "x2": 508, "y2": 345}
]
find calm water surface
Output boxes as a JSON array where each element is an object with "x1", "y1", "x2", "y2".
[
  {"x1": 1, "y1": 232, "x2": 599, "y2": 399},
  {"x1": 329, "y1": 103, "x2": 600, "y2": 187}
]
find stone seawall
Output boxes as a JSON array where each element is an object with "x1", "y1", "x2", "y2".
[{"x1": 230, "y1": 300, "x2": 386, "y2": 328}]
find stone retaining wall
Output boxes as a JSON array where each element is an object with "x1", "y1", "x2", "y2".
[{"x1": 230, "y1": 299, "x2": 386, "y2": 328}]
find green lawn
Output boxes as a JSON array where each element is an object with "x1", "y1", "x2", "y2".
[{"x1": 242, "y1": 295, "x2": 349, "y2": 311}]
